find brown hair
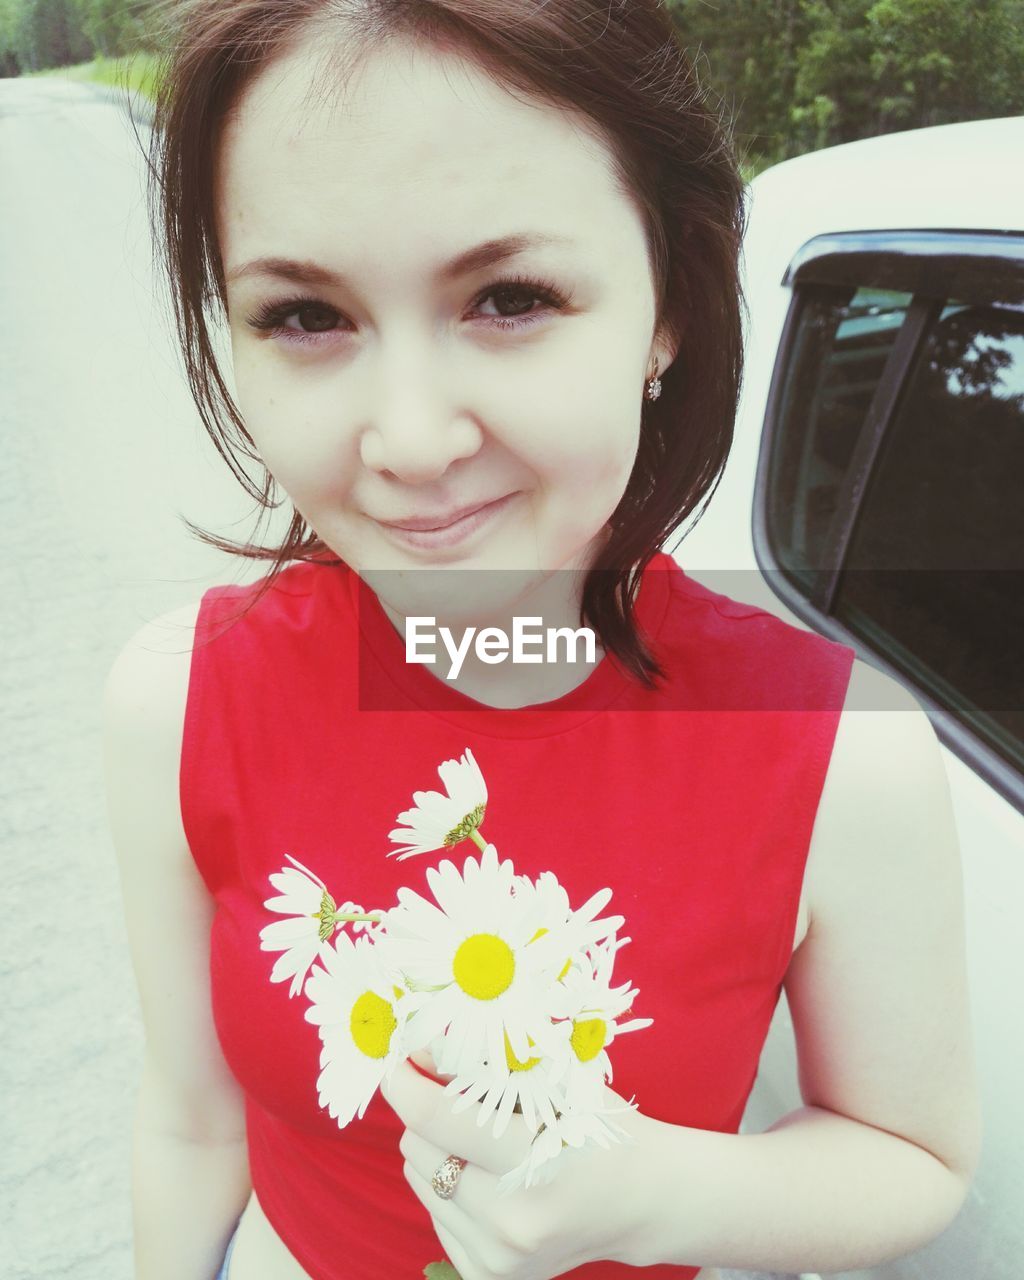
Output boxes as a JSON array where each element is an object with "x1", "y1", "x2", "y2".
[{"x1": 145, "y1": 0, "x2": 746, "y2": 688}]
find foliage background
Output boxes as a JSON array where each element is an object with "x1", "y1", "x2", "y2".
[
  {"x1": 2, "y1": 0, "x2": 1023, "y2": 170},
  {"x1": 669, "y1": 0, "x2": 1024, "y2": 169}
]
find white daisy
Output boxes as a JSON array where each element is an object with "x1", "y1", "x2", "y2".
[
  {"x1": 514, "y1": 871, "x2": 625, "y2": 983},
  {"x1": 303, "y1": 930, "x2": 409, "y2": 1128},
  {"x1": 260, "y1": 854, "x2": 342, "y2": 997},
  {"x1": 388, "y1": 747, "x2": 488, "y2": 860},
  {"x1": 383, "y1": 844, "x2": 569, "y2": 1080},
  {"x1": 260, "y1": 856, "x2": 385, "y2": 997},
  {"x1": 496, "y1": 1093, "x2": 636, "y2": 1194},
  {"x1": 555, "y1": 935, "x2": 653, "y2": 1106},
  {"x1": 442, "y1": 1022, "x2": 573, "y2": 1140}
]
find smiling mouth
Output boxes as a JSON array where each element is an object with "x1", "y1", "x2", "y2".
[
  {"x1": 375, "y1": 492, "x2": 519, "y2": 550},
  {"x1": 379, "y1": 495, "x2": 514, "y2": 532}
]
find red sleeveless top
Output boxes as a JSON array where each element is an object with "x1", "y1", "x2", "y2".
[{"x1": 180, "y1": 551, "x2": 855, "y2": 1279}]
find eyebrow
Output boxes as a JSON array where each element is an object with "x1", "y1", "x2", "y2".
[{"x1": 224, "y1": 232, "x2": 577, "y2": 288}]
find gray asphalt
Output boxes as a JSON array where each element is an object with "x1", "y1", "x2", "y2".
[
  {"x1": 0, "y1": 73, "x2": 799, "y2": 1280},
  {"x1": 0, "y1": 73, "x2": 270, "y2": 1279}
]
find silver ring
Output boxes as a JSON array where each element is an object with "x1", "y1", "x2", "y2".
[{"x1": 431, "y1": 1154, "x2": 466, "y2": 1200}]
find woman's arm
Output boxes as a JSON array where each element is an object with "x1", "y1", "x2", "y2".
[
  {"x1": 629, "y1": 661, "x2": 982, "y2": 1274},
  {"x1": 102, "y1": 603, "x2": 252, "y2": 1280}
]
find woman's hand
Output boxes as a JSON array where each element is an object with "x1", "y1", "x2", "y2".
[{"x1": 380, "y1": 1051, "x2": 663, "y2": 1280}]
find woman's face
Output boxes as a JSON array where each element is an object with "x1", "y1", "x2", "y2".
[{"x1": 216, "y1": 33, "x2": 674, "y2": 618}]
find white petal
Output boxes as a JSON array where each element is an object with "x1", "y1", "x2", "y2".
[
  {"x1": 259, "y1": 917, "x2": 317, "y2": 948},
  {"x1": 491, "y1": 1075, "x2": 519, "y2": 1139},
  {"x1": 519, "y1": 1080, "x2": 538, "y2": 1133},
  {"x1": 283, "y1": 853, "x2": 327, "y2": 888}
]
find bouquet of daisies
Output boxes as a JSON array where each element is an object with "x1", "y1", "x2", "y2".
[{"x1": 259, "y1": 748, "x2": 652, "y2": 1193}]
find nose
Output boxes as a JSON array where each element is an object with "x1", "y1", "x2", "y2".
[{"x1": 359, "y1": 347, "x2": 483, "y2": 483}]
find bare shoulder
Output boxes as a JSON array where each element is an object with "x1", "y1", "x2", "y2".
[
  {"x1": 840, "y1": 652, "x2": 924, "y2": 714},
  {"x1": 103, "y1": 595, "x2": 249, "y2": 1140},
  {"x1": 803, "y1": 657, "x2": 948, "y2": 915},
  {"x1": 103, "y1": 598, "x2": 204, "y2": 723},
  {"x1": 801, "y1": 657, "x2": 950, "y2": 927},
  {"x1": 102, "y1": 598, "x2": 208, "y2": 800},
  {"x1": 783, "y1": 656, "x2": 980, "y2": 1180},
  {"x1": 101, "y1": 597, "x2": 206, "y2": 882}
]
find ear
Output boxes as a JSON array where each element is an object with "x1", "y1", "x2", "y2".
[{"x1": 649, "y1": 325, "x2": 680, "y2": 380}]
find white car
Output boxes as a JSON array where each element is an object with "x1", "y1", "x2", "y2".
[{"x1": 676, "y1": 117, "x2": 1024, "y2": 1280}]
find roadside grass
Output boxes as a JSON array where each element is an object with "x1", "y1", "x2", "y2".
[{"x1": 29, "y1": 52, "x2": 162, "y2": 103}]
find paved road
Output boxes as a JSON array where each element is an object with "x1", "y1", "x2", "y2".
[
  {"x1": 0, "y1": 74, "x2": 800, "y2": 1280},
  {"x1": 0, "y1": 73, "x2": 274, "y2": 1279}
]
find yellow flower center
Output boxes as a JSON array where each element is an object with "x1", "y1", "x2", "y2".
[
  {"x1": 504, "y1": 1032, "x2": 540, "y2": 1073},
  {"x1": 570, "y1": 1017, "x2": 607, "y2": 1063},
  {"x1": 349, "y1": 990, "x2": 397, "y2": 1059},
  {"x1": 527, "y1": 926, "x2": 572, "y2": 980},
  {"x1": 452, "y1": 933, "x2": 515, "y2": 1000}
]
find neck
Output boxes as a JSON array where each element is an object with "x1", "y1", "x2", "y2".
[{"x1": 377, "y1": 555, "x2": 607, "y2": 710}]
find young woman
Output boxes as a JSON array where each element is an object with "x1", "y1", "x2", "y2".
[{"x1": 102, "y1": 3, "x2": 981, "y2": 1279}]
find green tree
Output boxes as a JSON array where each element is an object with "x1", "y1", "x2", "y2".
[
  {"x1": 790, "y1": 0, "x2": 877, "y2": 148},
  {"x1": 8, "y1": 0, "x2": 93, "y2": 71},
  {"x1": 0, "y1": 0, "x2": 23, "y2": 74},
  {"x1": 670, "y1": 0, "x2": 1024, "y2": 165},
  {"x1": 866, "y1": 0, "x2": 1024, "y2": 129},
  {"x1": 668, "y1": 0, "x2": 813, "y2": 167},
  {"x1": 0, "y1": 0, "x2": 168, "y2": 73},
  {"x1": 73, "y1": 0, "x2": 166, "y2": 57},
  {"x1": 792, "y1": 0, "x2": 1024, "y2": 150}
]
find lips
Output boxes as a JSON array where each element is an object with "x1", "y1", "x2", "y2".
[
  {"x1": 379, "y1": 496, "x2": 511, "y2": 532},
  {"x1": 376, "y1": 492, "x2": 519, "y2": 552}
]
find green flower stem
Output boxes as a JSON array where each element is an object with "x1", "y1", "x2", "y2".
[
  {"x1": 468, "y1": 827, "x2": 487, "y2": 851},
  {"x1": 333, "y1": 912, "x2": 384, "y2": 924}
]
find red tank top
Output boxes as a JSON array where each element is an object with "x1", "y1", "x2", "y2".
[{"x1": 180, "y1": 551, "x2": 855, "y2": 1279}]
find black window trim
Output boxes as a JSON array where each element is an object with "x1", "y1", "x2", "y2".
[
  {"x1": 752, "y1": 227, "x2": 1024, "y2": 818},
  {"x1": 812, "y1": 294, "x2": 944, "y2": 615}
]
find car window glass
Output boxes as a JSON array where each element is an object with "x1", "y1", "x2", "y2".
[
  {"x1": 761, "y1": 246, "x2": 1024, "y2": 803},
  {"x1": 837, "y1": 303, "x2": 1024, "y2": 774},
  {"x1": 766, "y1": 286, "x2": 912, "y2": 590}
]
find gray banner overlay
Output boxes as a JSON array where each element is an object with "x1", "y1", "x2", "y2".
[{"x1": 352, "y1": 568, "x2": 1022, "y2": 717}]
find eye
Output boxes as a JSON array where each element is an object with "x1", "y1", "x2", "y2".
[
  {"x1": 245, "y1": 297, "x2": 345, "y2": 346},
  {"x1": 243, "y1": 273, "x2": 570, "y2": 347},
  {"x1": 469, "y1": 274, "x2": 570, "y2": 331}
]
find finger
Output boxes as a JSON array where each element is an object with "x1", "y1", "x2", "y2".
[
  {"x1": 432, "y1": 1216, "x2": 490, "y2": 1280},
  {"x1": 400, "y1": 1128, "x2": 495, "y2": 1215},
  {"x1": 382, "y1": 1057, "x2": 532, "y2": 1175},
  {"x1": 403, "y1": 1151, "x2": 477, "y2": 1226},
  {"x1": 399, "y1": 1127, "x2": 448, "y2": 1182},
  {"x1": 408, "y1": 1045, "x2": 456, "y2": 1085}
]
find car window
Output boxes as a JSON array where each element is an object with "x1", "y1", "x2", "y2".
[
  {"x1": 766, "y1": 285, "x2": 913, "y2": 584},
  {"x1": 757, "y1": 232, "x2": 1024, "y2": 810}
]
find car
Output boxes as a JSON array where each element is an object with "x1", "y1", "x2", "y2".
[{"x1": 674, "y1": 116, "x2": 1024, "y2": 1280}]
